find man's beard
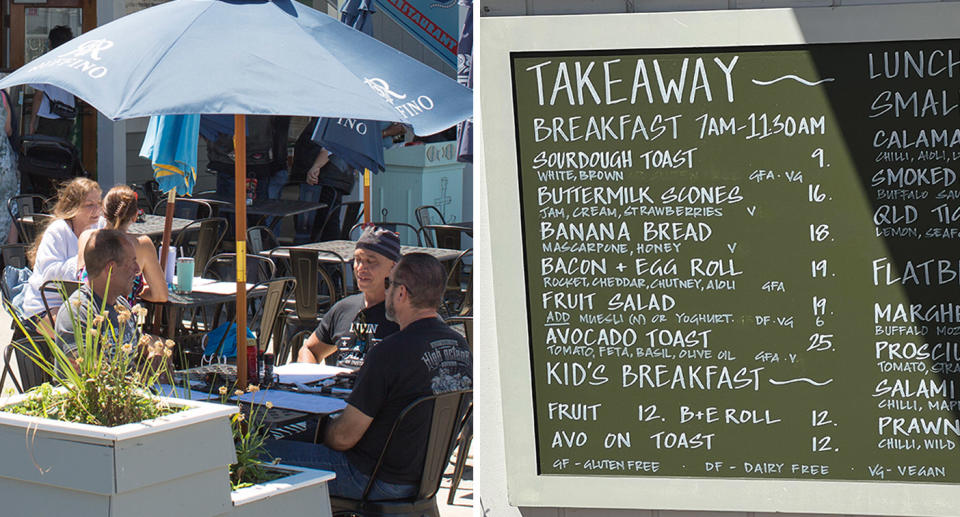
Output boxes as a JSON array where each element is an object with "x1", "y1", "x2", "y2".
[{"x1": 385, "y1": 297, "x2": 396, "y2": 322}]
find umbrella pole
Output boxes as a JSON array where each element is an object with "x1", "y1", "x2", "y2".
[
  {"x1": 235, "y1": 114, "x2": 248, "y2": 388},
  {"x1": 363, "y1": 168, "x2": 371, "y2": 223},
  {"x1": 154, "y1": 189, "x2": 176, "y2": 331}
]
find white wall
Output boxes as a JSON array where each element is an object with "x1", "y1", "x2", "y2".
[{"x1": 474, "y1": 2, "x2": 955, "y2": 517}]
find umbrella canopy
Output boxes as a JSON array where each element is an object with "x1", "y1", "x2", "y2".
[{"x1": 0, "y1": 0, "x2": 471, "y2": 136}]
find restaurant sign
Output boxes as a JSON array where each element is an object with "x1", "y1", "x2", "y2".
[{"x1": 373, "y1": 0, "x2": 459, "y2": 70}]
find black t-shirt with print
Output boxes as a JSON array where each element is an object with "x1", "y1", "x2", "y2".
[
  {"x1": 313, "y1": 293, "x2": 399, "y2": 368},
  {"x1": 345, "y1": 317, "x2": 472, "y2": 485}
]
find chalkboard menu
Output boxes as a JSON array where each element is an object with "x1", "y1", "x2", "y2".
[{"x1": 512, "y1": 40, "x2": 960, "y2": 483}]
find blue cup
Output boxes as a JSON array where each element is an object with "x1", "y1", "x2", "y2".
[{"x1": 176, "y1": 257, "x2": 195, "y2": 293}]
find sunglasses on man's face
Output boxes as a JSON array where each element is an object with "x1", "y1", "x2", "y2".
[{"x1": 384, "y1": 277, "x2": 412, "y2": 294}]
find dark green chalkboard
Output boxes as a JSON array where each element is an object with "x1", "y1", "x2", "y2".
[{"x1": 512, "y1": 40, "x2": 960, "y2": 483}]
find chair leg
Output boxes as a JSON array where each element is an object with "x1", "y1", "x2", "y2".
[
  {"x1": 446, "y1": 417, "x2": 472, "y2": 505},
  {"x1": 1, "y1": 345, "x2": 24, "y2": 394}
]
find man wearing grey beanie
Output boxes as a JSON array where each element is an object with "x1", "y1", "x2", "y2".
[{"x1": 297, "y1": 225, "x2": 402, "y2": 367}]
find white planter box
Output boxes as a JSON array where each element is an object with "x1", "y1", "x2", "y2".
[
  {"x1": 224, "y1": 464, "x2": 335, "y2": 517},
  {"x1": 0, "y1": 393, "x2": 238, "y2": 517}
]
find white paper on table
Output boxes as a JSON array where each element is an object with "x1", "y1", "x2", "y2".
[
  {"x1": 273, "y1": 362, "x2": 352, "y2": 385},
  {"x1": 231, "y1": 389, "x2": 348, "y2": 414},
  {"x1": 190, "y1": 279, "x2": 254, "y2": 295}
]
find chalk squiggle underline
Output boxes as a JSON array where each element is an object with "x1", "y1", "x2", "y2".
[
  {"x1": 752, "y1": 75, "x2": 835, "y2": 86},
  {"x1": 768, "y1": 377, "x2": 833, "y2": 386}
]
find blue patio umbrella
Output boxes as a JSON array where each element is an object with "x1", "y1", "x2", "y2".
[
  {"x1": 139, "y1": 114, "x2": 201, "y2": 284},
  {"x1": 140, "y1": 114, "x2": 200, "y2": 196},
  {"x1": 0, "y1": 0, "x2": 471, "y2": 387},
  {"x1": 0, "y1": 0, "x2": 471, "y2": 136}
]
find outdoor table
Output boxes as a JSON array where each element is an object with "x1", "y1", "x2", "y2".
[
  {"x1": 204, "y1": 194, "x2": 326, "y2": 224},
  {"x1": 129, "y1": 214, "x2": 192, "y2": 238},
  {"x1": 16, "y1": 213, "x2": 191, "y2": 238}
]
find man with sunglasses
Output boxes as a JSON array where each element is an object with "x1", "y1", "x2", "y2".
[
  {"x1": 297, "y1": 225, "x2": 401, "y2": 367},
  {"x1": 267, "y1": 252, "x2": 472, "y2": 499}
]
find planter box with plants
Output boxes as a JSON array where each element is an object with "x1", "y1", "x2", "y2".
[{"x1": 1, "y1": 296, "x2": 335, "y2": 517}]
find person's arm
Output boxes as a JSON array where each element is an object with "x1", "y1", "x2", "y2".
[
  {"x1": 322, "y1": 404, "x2": 373, "y2": 451},
  {"x1": 297, "y1": 330, "x2": 337, "y2": 363},
  {"x1": 34, "y1": 221, "x2": 79, "y2": 284},
  {"x1": 305, "y1": 149, "x2": 330, "y2": 185},
  {"x1": 134, "y1": 235, "x2": 168, "y2": 302},
  {"x1": 29, "y1": 90, "x2": 42, "y2": 134}
]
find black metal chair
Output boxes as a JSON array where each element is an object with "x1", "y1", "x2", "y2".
[
  {"x1": 441, "y1": 249, "x2": 472, "y2": 318},
  {"x1": 7, "y1": 194, "x2": 52, "y2": 244},
  {"x1": 329, "y1": 389, "x2": 473, "y2": 517},
  {"x1": 203, "y1": 253, "x2": 277, "y2": 284},
  {"x1": 40, "y1": 279, "x2": 82, "y2": 318},
  {"x1": 0, "y1": 336, "x2": 52, "y2": 393},
  {"x1": 266, "y1": 248, "x2": 344, "y2": 351},
  {"x1": 202, "y1": 276, "x2": 296, "y2": 362},
  {"x1": 274, "y1": 328, "x2": 313, "y2": 366},
  {"x1": 1, "y1": 243, "x2": 29, "y2": 271},
  {"x1": 247, "y1": 225, "x2": 280, "y2": 255},
  {"x1": 132, "y1": 180, "x2": 161, "y2": 212},
  {"x1": 172, "y1": 217, "x2": 228, "y2": 274},
  {"x1": 421, "y1": 224, "x2": 470, "y2": 250},
  {"x1": 153, "y1": 198, "x2": 214, "y2": 220},
  {"x1": 414, "y1": 205, "x2": 445, "y2": 229},
  {"x1": 441, "y1": 316, "x2": 473, "y2": 505},
  {"x1": 316, "y1": 200, "x2": 364, "y2": 242}
]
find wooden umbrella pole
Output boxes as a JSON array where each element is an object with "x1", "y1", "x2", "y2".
[
  {"x1": 153, "y1": 189, "x2": 176, "y2": 331},
  {"x1": 363, "y1": 168, "x2": 371, "y2": 223},
  {"x1": 234, "y1": 114, "x2": 248, "y2": 388}
]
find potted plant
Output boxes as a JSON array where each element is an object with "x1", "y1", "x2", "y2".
[
  {"x1": 222, "y1": 387, "x2": 334, "y2": 516},
  {"x1": 0, "y1": 294, "x2": 333, "y2": 517}
]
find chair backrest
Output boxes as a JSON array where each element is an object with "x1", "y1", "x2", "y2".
[
  {"x1": 349, "y1": 221, "x2": 422, "y2": 246},
  {"x1": 414, "y1": 205, "x2": 445, "y2": 228},
  {"x1": 444, "y1": 316, "x2": 473, "y2": 353},
  {"x1": 249, "y1": 276, "x2": 296, "y2": 353},
  {"x1": 153, "y1": 198, "x2": 213, "y2": 220},
  {"x1": 317, "y1": 200, "x2": 365, "y2": 242},
  {"x1": 1, "y1": 243, "x2": 29, "y2": 270},
  {"x1": 246, "y1": 225, "x2": 279, "y2": 254},
  {"x1": 423, "y1": 225, "x2": 469, "y2": 250},
  {"x1": 9, "y1": 336, "x2": 52, "y2": 392},
  {"x1": 267, "y1": 248, "x2": 342, "y2": 320},
  {"x1": 203, "y1": 253, "x2": 277, "y2": 284},
  {"x1": 173, "y1": 217, "x2": 228, "y2": 272},
  {"x1": 39, "y1": 280, "x2": 82, "y2": 317},
  {"x1": 442, "y1": 248, "x2": 472, "y2": 317},
  {"x1": 274, "y1": 329, "x2": 313, "y2": 366},
  {"x1": 132, "y1": 180, "x2": 160, "y2": 212},
  {"x1": 362, "y1": 389, "x2": 472, "y2": 501},
  {"x1": 8, "y1": 194, "x2": 52, "y2": 244}
]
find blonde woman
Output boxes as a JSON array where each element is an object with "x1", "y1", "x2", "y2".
[
  {"x1": 20, "y1": 177, "x2": 102, "y2": 334},
  {"x1": 77, "y1": 185, "x2": 168, "y2": 304}
]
